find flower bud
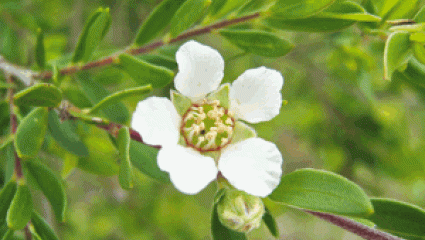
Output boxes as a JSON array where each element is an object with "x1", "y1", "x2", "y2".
[{"x1": 216, "y1": 189, "x2": 265, "y2": 233}]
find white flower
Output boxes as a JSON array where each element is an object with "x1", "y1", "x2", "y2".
[{"x1": 131, "y1": 41, "x2": 284, "y2": 197}]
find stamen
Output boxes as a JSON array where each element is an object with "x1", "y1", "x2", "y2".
[
  {"x1": 196, "y1": 136, "x2": 205, "y2": 148},
  {"x1": 228, "y1": 110, "x2": 234, "y2": 118},
  {"x1": 225, "y1": 118, "x2": 233, "y2": 125},
  {"x1": 221, "y1": 138, "x2": 229, "y2": 146}
]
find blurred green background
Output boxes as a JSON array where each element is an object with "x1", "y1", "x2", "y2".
[{"x1": 1, "y1": 0, "x2": 425, "y2": 239}]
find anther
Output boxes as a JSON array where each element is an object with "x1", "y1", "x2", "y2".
[
  {"x1": 225, "y1": 118, "x2": 233, "y2": 125},
  {"x1": 228, "y1": 110, "x2": 234, "y2": 118}
]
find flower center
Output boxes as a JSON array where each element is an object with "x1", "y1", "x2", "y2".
[{"x1": 181, "y1": 99, "x2": 235, "y2": 152}]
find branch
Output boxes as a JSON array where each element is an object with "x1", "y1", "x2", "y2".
[
  {"x1": 34, "y1": 12, "x2": 261, "y2": 80},
  {"x1": 306, "y1": 211, "x2": 403, "y2": 240},
  {"x1": 5, "y1": 73, "x2": 23, "y2": 178}
]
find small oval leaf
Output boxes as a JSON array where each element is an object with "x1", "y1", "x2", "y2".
[
  {"x1": 134, "y1": 0, "x2": 187, "y2": 46},
  {"x1": 219, "y1": 29, "x2": 294, "y2": 57},
  {"x1": 367, "y1": 198, "x2": 425, "y2": 240},
  {"x1": 269, "y1": 168, "x2": 374, "y2": 217},
  {"x1": 72, "y1": 8, "x2": 111, "y2": 63},
  {"x1": 48, "y1": 111, "x2": 89, "y2": 157},
  {"x1": 271, "y1": 0, "x2": 336, "y2": 19},
  {"x1": 263, "y1": 206, "x2": 279, "y2": 237},
  {"x1": 14, "y1": 107, "x2": 48, "y2": 159},
  {"x1": 211, "y1": 203, "x2": 247, "y2": 240},
  {"x1": 129, "y1": 140, "x2": 169, "y2": 183},
  {"x1": 118, "y1": 127, "x2": 133, "y2": 190},
  {"x1": 89, "y1": 85, "x2": 152, "y2": 114},
  {"x1": 31, "y1": 212, "x2": 60, "y2": 240},
  {"x1": 169, "y1": 0, "x2": 211, "y2": 38},
  {"x1": 0, "y1": 180, "x2": 17, "y2": 227},
  {"x1": 6, "y1": 182, "x2": 33, "y2": 230},
  {"x1": 35, "y1": 28, "x2": 45, "y2": 70},
  {"x1": 76, "y1": 73, "x2": 129, "y2": 124},
  {"x1": 384, "y1": 31, "x2": 412, "y2": 80},
  {"x1": 14, "y1": 83, "x2": 62, "y2": 107},
  {"x1": 24, "y1": 161, "x2": 67, "y2": 222},
  {"x1": 119, "y1": 54, "x2": 174, "y2": 88}
]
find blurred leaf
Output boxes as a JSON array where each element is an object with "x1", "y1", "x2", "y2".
[
  {"x1": 134, "y1": 0, "x2": 186, "y2": 46},
  {"x1": 1, "y1": 26, "x2": 19, "y2": 63},
  {"x1": 401, "y1": 58, "x2": 425, "y2": 89},
  {"x1": 236, "y1": 0, "x2": 275, "y2": 16},
  {"x1": 47, "y1": 111, "x2": 89, "y2": 157},
  {"x1": 28, "y1": 225, "x2": 42, "y2": 240},
  {"x1": 410, "y1": 32, "x2": 425, "y2": 43},
  {"x1": 0, "y1": 224, "x2": 7, "y2": 240},
  {"x1": 118, "y1": 127, "x2": 133, "y2": 190},
  {"x1": 271, "y1": 0, "x2": 336, "y2": 19},
  {"x1": 366, "y1": 198, "x2": 425, "y2": 239},
  {"x1": 4, "y1": 143, "x2": 15, "y2": 184},
  {"x1": 0, "y1": 180, "x2": 17, "y2": 227},
  {"x1": 413, "y1": 42, "x2": 425, "y2": 65},
  {"x1": 349, "y1": 217, "x2": 376, "y2": 228},
  {"x1": 171, "y1": 90, "x2": 192, "y2": 115},
  {"x1": 14, "y1": 107, "x2": 48, "y2": 159},
  {"x1": 35, "y1": 29, "x2": 45, "y2": 70},
  {"x1": 265, "y1": 1, "x2": 375, "y2": 32},
  {"x1": 208, "y1": 0, "x2": 227, "y2": 16},
  {"x1": 61, "y1": 154, "x2": 78, "y2": 179},
  {"x1": 6, "y1": 182, "x2": 33, "y2": 230},
  {"x1": 219, "y1": 29, "x2": 293, "y2": 57},
  {"x1": 1, "y1": 229, "x2": 14, "y2": 240},
  {"x1": 169, "y1": 0, "x2": 211, "y2": 38},
  {"x1": 211, "y1": 203, "x2": 247, "y2": 240},
  {"x1": 31, "y1": 212, "x2": 59, "y2": 240},
  {"x1": 0, "y1": 83, "x2": 15, "y2": 89},
  {"x1": 77, "y1": 73, "x2": 129, "y2": 124},
  {"x1": 129, "y1": 140, "x2": 169, "y2": 183},
  {"x1": 384, "y1": 31, "x2": 411, "y2": 80},
  {"x1": 119, "y1": 54, "x2": 174, "y2": 88},
  {"x1": 14, "y1": 83, "x2": 62, "y2": 108},
  {"x1": 269, "y1": 168, "x2": 374, "y2": 217},
  {"x1": 138, "y1": 54, "x2": 177, "y2": 70},
  {"x1": 61, "y1": 81, "x2": 93, "y2": 109},
  {"x1": 88, "y1": 85, "x2": 152, "y2": 114},
  {"x1": 24, "y1": 161, "x2": 67, "y2": 222},
  {"x1": 72, "y1": 8, "x2": 111, "y2": 63},
  {"x1": 263, "y1": 206, "x2": 279, "y2": 237},
  {"x1": 414, "y1": 5, "x2": 425, "y2": 22}
]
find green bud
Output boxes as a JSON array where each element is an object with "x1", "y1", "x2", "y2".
[{"x1": 216, "y1": 189, "x2": 265, "y2": 233}]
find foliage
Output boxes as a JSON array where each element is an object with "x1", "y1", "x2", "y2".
[{"x1": 1, "y1": 0, "x2": 425, "y2": 239}]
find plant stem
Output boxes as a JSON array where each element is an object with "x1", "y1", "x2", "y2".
[
  {"x1": 24, "y1": 224, "x2": 32, "y2": 240},
  {"x1": 6, "y1": 73, "x2": 23, "y2": 179},
  {"x1": 306, "y1": 211, "x2": 403, "y2": 240},
  {"x1": 34, "y1": 12, "x2": 261, "y2": 80}
]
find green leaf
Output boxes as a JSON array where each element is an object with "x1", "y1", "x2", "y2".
[
  {"x1": 410, "y1": 32, "x2": 425, "y2": 43},
  {"x1": 0, "y1": 180, "x2": 17, "y2": 227},
  {"x1": 396, "y1": 58, "x2": 425, "y2": 89},
  {"x1": 269, "y1": 168, "x2": 374, "y2": 217},
  {"x1": 169, "y1": 0, "x2": 211, "y2": 38},
  {"x1": 89, "y1": 85, "x2": 152, "y2": 114},
  {"x1": 134, "y1": 0, "x2": 186, "y2": 46},
  {"x1": 14, "y1": 107, "x2": 48, "y2": 159},
  {"x1": 118, "y1": 127, "x2": 133, "y2": 190},
  {"x1": 208, "y1": 0, "x2": 227, "y2": 16},
  {"x1": 24, "y1": 161, "x2": 67, "y2": 222},
  {"x1": 207, "y1": 84, "x2": 230, "y2": 109},
  {"x1": 47, "y1": 111, "x2": 89, "y2": 157},
  {"x1": 211, "y1": 203, "x2": 247, "y2": 240},
  {"x1": 6, "y1": 181, "x2": 33, "y2": 230},
  {"x1": 367, "y1": 198, "x2": 425, "y2": 239},
  {"x1": 138, "y1": 54, "x2": 177, "y2": 70},
  {"x1": 4, "y1": 144, "x2": 15, "y2": 184},
  {"x1": 35, "y1": 28, "x2": 45, "y2": 69},
  {"x1": 0, "y1": 82, "x2": 15, "y2": 89},
  {"x1": 171, "y1": 90, "x2": 192, "y2": 116},
  {"x1": 414, "y1": 5, "x2": 425, "y2": 23},
  {"x1": 265, "y1": 1, "x2": 375, "y2": 32},
  {"x1": 1, "y1": 229, "x2": 14, "y2": 240},
  {"x1": 28, "y1": 225, "x2": 42, "y2": 240},
  {"x1": 231, "y1": 121, "x2": 256, "y2": 145},
  {"x1": 263, "y1": 206, "x2": 279, "y2": 237},
  {"x1": 219, "y1": 29, "x2": 293, "y2": 57},
  {"x1": 384, "y1": 31, "x2": 412, "y2": 80},
  {"x1": 119, "y1": 54, "x2": 174, "y2": 88},
  {"x1": 236, "y1": 0, "x2": 276, "y2": 16},
  {"x1": 72, "y1": 8, "x2": 111, "y2": 63},
  {"x1": 76, "y1": 73, "x2": 129, "y2": 124},
  {"x1": 271, "y1": 0, "x2": 336, "y2": 19},
  {"x1": 31, "y1": 212, "x2": 59, "y2": 240},
  {"x1": 0, "y1": 225, "x2": 7, "y2": 240},
  {"x1": 14, "y1": 83, "x2": 62, "y2": 107},
  {"x1": 413, "y1": 42, "x2": 425, "y2": 65},
  {"x1": 129, "y1": 140, "x2": 169, "y2": 183}
]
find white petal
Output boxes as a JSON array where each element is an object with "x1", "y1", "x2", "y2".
[
  {"x1": 131, "y1": 97, "x2": 180, "y2": 146},
  {"x1": 157, "y1": 144, "x2": 218, "y2": 194},
  {"x1": 219, "y1": 138, "x2": 283, "y2": 197},
  {"x1": 230, "y1": 67, "x2": 284, "y2": 124},
  {"x1": 175, "y1": 40, "x2": 225, "y2": 101}
]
